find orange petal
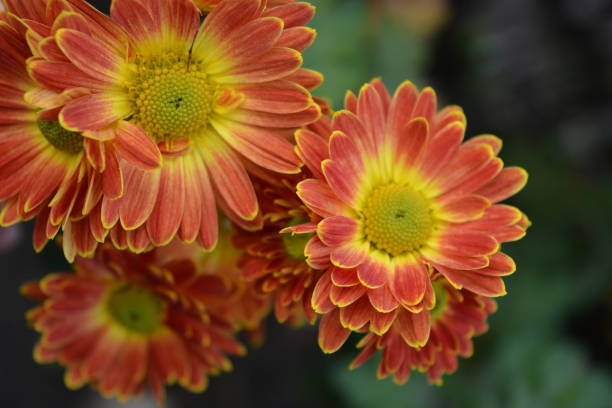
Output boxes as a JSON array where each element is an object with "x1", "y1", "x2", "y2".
[{"x1": 318, "y1": 308, "x2": 351, "y2": 353}]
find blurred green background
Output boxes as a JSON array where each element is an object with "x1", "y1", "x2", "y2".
[{"x1": 1, "y1": 0, "x2": 612, "y2": 407}]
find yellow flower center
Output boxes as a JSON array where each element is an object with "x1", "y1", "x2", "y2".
[
  {"x1": 37, "y1": 120, "x2": 83, "y2": 154},
  {"x1": 282, "y1": 217, "x2": 313, "y2": 262},
  {"x1": 128, "y1": 53, "x2": 217, "y2": 141},
  {"x1": 430, "y1": 280, "x2": 449, "y2": 323},
  {"x1": 362, "y1": 184, "x2": 433, "y2": 256},
  {"x1": 107, "y1": 285, "x2": 165, "y2": 334}
]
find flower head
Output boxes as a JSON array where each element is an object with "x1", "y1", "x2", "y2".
[
  {"x1": 28, "y1": 0, "x2": 322, "y2": 254},
  {"x1": 22, "y1": 236, "x2": 264, "y2": 403},
  {"x1": 349, "y1": 277, "x2": 497, "y2": 384},
  {"x1": 293, "y1": 78, "x2": 529, "y2": 352},
  {"x1": 0, "y1": 3, "x2": 156, "y2": 260}
]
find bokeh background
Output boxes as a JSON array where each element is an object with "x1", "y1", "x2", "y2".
[{"x1": 2, "y1": 0, "x2": 612, "y2": 407}]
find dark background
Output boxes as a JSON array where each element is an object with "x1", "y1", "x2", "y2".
[{"x1": 1, "y1": 0, "x2": 612, "y2": 407}]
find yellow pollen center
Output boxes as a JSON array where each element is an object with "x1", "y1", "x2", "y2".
[
  {"x1": 128, "y1": 54, "x2": 217, "y2": 141},
  {"x1": 107, "y1": 285, "x2": 165, "y2": 334},
  {"x1": 362, "y1": 184, "x2": 433, "y2": 256},
  {"x1": 282, "y1": 217, "x2": 313, "y2": 262},
  {"x1": 430, "y1": 280, "x2": 449, "y2": 322},
  {"x1": 37, "y1": 120, "x2": 83, "y2": 154}
]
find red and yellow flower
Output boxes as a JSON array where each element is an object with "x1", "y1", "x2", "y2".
[
  {"x1": 21, "y1": 234, "x2": 266, "y2": 403},
  {"x1": 291, "y1": 78, "x2": 529, "y2": 352},
  {"x1": 350, "y1": 277, "x2": 497, "y2": 384},
  {"x1": 0, "y1": 2, "x2": 162, "y2": 260},
  {"x1": 28, "y1": 0, "x2": 322, "y2": 253}
]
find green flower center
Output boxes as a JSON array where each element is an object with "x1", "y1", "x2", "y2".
[
  {"x1": 282, "y1": 217, "x2": 313, "y2": 262},
  {"x1": 430, "y1": 280, "x2": 449, "y2": 322},
  {"x1": 37, "y1": 120, "x2": 83, "y2": 154},
  {"x1": 107, "y1": 285, "x2": 165, "y2": 334},
  {"x1": 128, "y1": 54, "x2": 217, "y2": 141},
  {"x1": 362, "y1": 184, "x2": 433, "y2": 256}
]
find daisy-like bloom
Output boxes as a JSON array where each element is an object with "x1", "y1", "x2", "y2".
[
  {"x1": 28, "y1": 0, "x2": 322, "y2": 253},
  {"x1": 21, "y1": 237, "x2": 263, "y2": 403},
  {"x1": 0, "y1": 3, "x2": 161, "y2": 260},
  {"x1": 291, "y1": 78, "x2": 529, "y2": 352},
  {"x1": 349, "y1": 277, "x2": 497, "y2": 384}
]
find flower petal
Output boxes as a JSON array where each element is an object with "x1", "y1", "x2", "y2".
[
  {"x1": 330, "y1": 284, "x2": 366, "y2": 307},
  {"x1": 55, "y1": 28, "x2": 123, "y2": 82},
  {"x1": 119, "y1": 165, "x2": 161, "y2": 230},
  {"x1": 202, "y1": 138, "x2": 258, "y2": 221},
  {"x1": 475, "y1": 166, "x2": 528, "y2": 203},
  {"x1": 318, "y1": 308, "x2": 351, "y2": 354},
  {"x1": 330, "y1": 266, "x2": 360, "y2": 287},
  {"x1": 60, "y1": 93, "x2": 131, "y2": 131},
  {"x1": 317, "y1": 215, "x2": 360, "y2": 247},
  {"x1": 433, "y1": 230, "x2": 499, "y2": 257},
  {"x1": 395, "y1": 309, "x2": 430, "y2": 347},
  {"x1": 434, "y1": 194, "x2": 491, "y2": 223},
  {"x1": 146, "y1": 158, "x2": 185, "y2": 246},
  {"x1": 357, "y1": 254, "x2": 391, "y2": 288},
  {"x1": 367, "y1": 286, "x2": 399, "y2": 313},
  {"x1": 211, "y1": 116, "x2": 301, "y2": 173},
  {"x1": 114, "y1": 121, "x2": 162, "y2": 170},
  {"x1": 390, "y1": 260, "x2": 428, "y2": 307},
  {"x1": 330, "y1": 241, "x2": 368, "y2": 269},
  {"x1": 436, "y1": 265, "x2": 507, "y2": 297},
  {"x1": 296, "y1": 178, "x2": 351, "y2": 218}
]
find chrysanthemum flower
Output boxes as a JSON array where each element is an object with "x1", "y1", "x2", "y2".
[
  {"x1": 349, "y1": 277, "x2": 497, "y2": 384},
  {"x1": 21, "y1": 236, "x2": 265, "y2": 403},
  {"x1": 29, "y1": 0, "x2": 321, "y2": 252},
  {"x1": 0, "y1": 3, "x2": 160, "y2": 260},
  {"x1": 291, "y1": 78, "x2": 529, "y2": 352}
]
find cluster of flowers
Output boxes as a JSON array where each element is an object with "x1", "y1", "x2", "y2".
[{"x1": 0, "y1": 0, "x2": 529, "y2": 403}]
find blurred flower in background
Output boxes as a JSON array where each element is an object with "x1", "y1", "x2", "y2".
[{"x1": 21, "y1": 225, "x2": 266, "y2": 404}]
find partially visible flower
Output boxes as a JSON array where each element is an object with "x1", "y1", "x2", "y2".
[
  {"x1": 0, "y1": 0, "x2": 163, "y2": 260},
  {"x1": 349, "y1": 277, "x2": 496, "y2": 384},
  {"x1": 28, "y1": 0, "x2": 322, "y2": 254},
  {"x1": 22, "y1": 235, "x2": 263, "y2": 403},
  {"x1": 292, "y1": 78, "x2": 529, "y2": 353}
]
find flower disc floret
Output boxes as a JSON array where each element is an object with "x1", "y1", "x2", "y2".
[
  {"x1": 37, "y1": 120, "x2": 83, "y2": 154},
  {"x1": 362, "y1": 184, "x2": 433, "y2": 256},
  {"x1": 107, "y1": 285, "x2": 165, "y2": 334},
  {"x1": 128, "y1": 54, "x2": 217, "y2": 141}
]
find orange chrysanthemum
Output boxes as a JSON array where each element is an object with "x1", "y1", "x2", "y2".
[
  {"x1": 290, "y1": 78, "x2": 529, "y2": 352},
  {"x1": 349, "y1": 277, "x2": 497, "y2": 384},
  {"x1": 28, "y1": 0, "x2": 322, "y2": 254},
  {"x1": 22, "y1": 236, "x2": 266, "y2": 403},
  {"x1": 0, "y1": 2, "x2": 161, "y2": 260}
]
